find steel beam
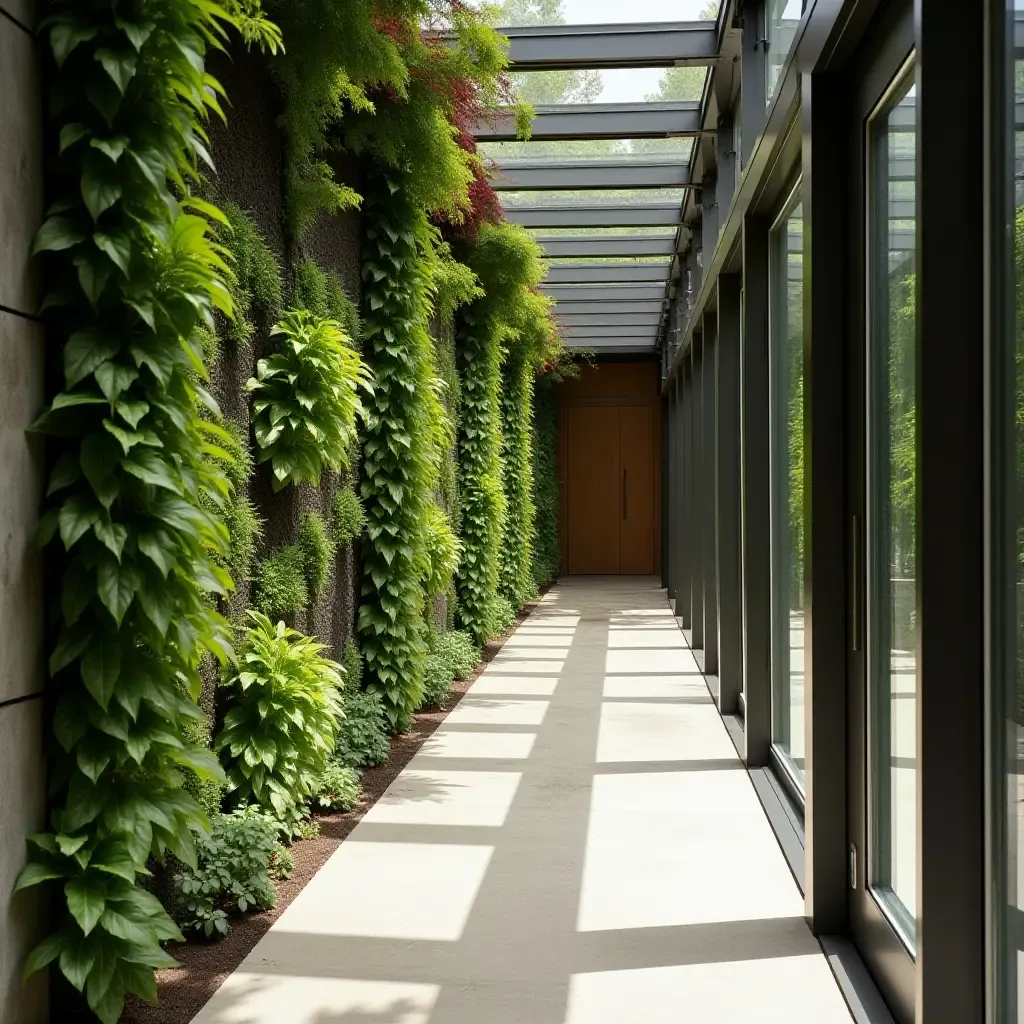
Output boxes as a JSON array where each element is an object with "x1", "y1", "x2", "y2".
[
  {"x1": 552, "y1": 300, "x2": 664, "y2": 315},
  {"x1": 505, "y1": 203, "x2": 682, "y2": 229},
  {"x1": 544, "y1": 262, "x2": 671, "y2": 284},
  {"x1": 501, "y1": 21, "x2": 718, "y2": 71},
  {"x1": 543, "y1": 283, "x2": 667, "y2": 301},
  {"x1": 557, "y1": 312, "x2": 662, "y2": 327},
  {"x1": 490, "y1": 159, "x2": 690, "y2": 191},
  {"x1": 564, "y1": 341, "x2": 658, "y2": 353},
  {"x1": 537, "y1": 234, "x2": 676, "y2": 258},
  {"x1": 562, "y1": 324, "x2": 659, "y2": 339},
  {"x1": 477, "y1": 102, "x2": 701, "y2": 142}
]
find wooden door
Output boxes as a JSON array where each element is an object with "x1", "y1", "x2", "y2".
[
  {"x1": 566, "y1": 404, "x2": 656, "y2": 574},
  {"x1": 567, "y1": 406, "x2": 621, "y2": 574},
  {"x1": 620, "y1": 405, "x2": 656, "y2": 574}
]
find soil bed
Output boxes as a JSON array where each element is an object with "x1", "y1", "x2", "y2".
[{"x1": 123, "y1": 597, "x2": 543, "y2": 1024}]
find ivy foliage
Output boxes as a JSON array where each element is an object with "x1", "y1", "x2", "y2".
[
  {"x1": 15, "y1": 2, "x2": 279, "y2": 1019},
  {"x1": 531, "y1": 375, "x2": 561, "y2": 590},
  {"x1": 357, "y1": 173, "x2": 443, "y2": 730},
  {"x1": 247, "y1": 310, "x2": 370, "y2": 491},
  {"x1": 422, "y1": 503, "x2": 461, "y2": 604},
  {"x1": 331, "y1": 486, "x2": 366, "y2": 547},
  {"x1": 298, "y1": 511, "x2": 336, "y2": 597},
  {"x1": 216, "y1": 613, "x2": 343, "y2": 831},
  {"x1": 221, "y1": 202, "x2": 283, "y2": 344},
  {"x1": 253, "y1": 545, "x2": 308, "y2": 618}
]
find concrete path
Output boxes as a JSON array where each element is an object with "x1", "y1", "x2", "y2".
[{"x1": 191, "y1": 577, "x2": 853, "y2": 1024}]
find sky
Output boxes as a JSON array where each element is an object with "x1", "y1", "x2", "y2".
[{"x1": 554, "y1": 0, "x2": 717, "y2": 20}]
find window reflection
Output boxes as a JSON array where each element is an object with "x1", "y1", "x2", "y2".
[
  {"x1": 769, "y1": 191, "x2": 805, "y2": 787},
  {"x1": 765, "y1": 0, "x2": 801, "y2": 104},
  {"x1": 868, "y1": 68, "x2": 917, "y2": 941}
]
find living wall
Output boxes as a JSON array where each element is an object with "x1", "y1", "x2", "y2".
[{"x1": 19, "y1": 2, "x2": 566, "y2": 1019}]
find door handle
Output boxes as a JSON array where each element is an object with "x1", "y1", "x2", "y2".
[{"x1": 622, "y1": 469, "x2": 628, "y2": 520}]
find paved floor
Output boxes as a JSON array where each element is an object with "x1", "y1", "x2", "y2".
[{"x1": 191, "y1": 577, "x2": 853, "y2": 1024}]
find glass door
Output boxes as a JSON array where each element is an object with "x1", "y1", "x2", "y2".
[
  {"x1": 845, "y1": 3, "x2": 916, "y2": 1016},
  {"x1": 768, "y1": 186, "x2": 807, "y2": 793}
]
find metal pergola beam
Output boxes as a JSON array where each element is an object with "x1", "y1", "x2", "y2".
[
  {"x1": 552, "y1": 300, "x2": 664, "y2": 315},
  {"x1": 561, "y1": 324, "x2": 659, "y2": 338},
  {"x1": 544, "y1": 262, "x2": 671, "y2": 284},
  {"x1": 501, "y1": 21, "x2": 718, "y2": 71},
  {"x1": 544, "y1": 283, "x2": 667, "y2": 301},
  {"x1": 505, "y1": 203, "x2": 681, "y2": 229},
  {"x1": 490, "y1": 159, "x2": 690, "y2": 191},
  {"x1": 477, "y1": 102, "x2": 701, "y2": 142},
  {"x1": 558, "y1": 312, "x2": 663, "y2": 327},
  {"x1": 537, "y1": 234, "x2": 676, "y2": 258}
]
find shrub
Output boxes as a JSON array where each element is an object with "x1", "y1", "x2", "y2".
[
  {"x1": 423, "y1": 503, "x2": 461, "y2": 602},
  {"x1": 333, "y1": 690, "x2": 390, "y2": 770},
  {"x1": 172, "y1": 808, "x2": 287, "y2": 939},
  {"x1": 420, "y1": 654, "x2": 455, "y2": 709},
  {"x1": 432, "y1": 629, "x2": 479, "y2": 680},
  {"x1": 299, "y1": 511, "x2": 336, "y2": 596},
  {"x1": 216, "y1": 613, "x2": 343, "y2": 830},
  {"x1": 292, "y1": 257, "x2": 360, "y2": 343},
  {"x1": 247, "y1": 310, "x2": 370, "y2": 491},
  {"x1": 341, "y1": 635, "x2": 363, "y2": 691},
  {"x1": 312, "y1": 763, "x2": 361, "y2": 811},
  {"x1": 222, "y1": 202, "x2": 283, "y2": 344},
  {"x1": 224, "y1": 494, "x2": 264, "y2": 584},
  {"x1": 254, "y1": 545, "x2": 309, "y2": 618},
  {"x1": 491, "y1": 595, "x2": 517, "y2": 638},
  {"x1": 331, "y1": 486, "x2": 366, "y2": 547}
]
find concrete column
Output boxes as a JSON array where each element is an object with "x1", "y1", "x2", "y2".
[{"x1": 0, "y1": 3, "x2": 48, "y2": 1021}]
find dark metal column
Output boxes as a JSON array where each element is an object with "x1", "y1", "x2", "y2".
[
  {"x1": 741, "y1": 216, "x2": 772, "y2": 766},
  {"x1": 740, "y1": 0, "x2": 767, "y2": 168},
  {"x1": 690, "y1": 331, "x2": 705, "y2": 654},
  {"x1": 915, "y1": 1, "x2": 985, "y2": 1020},
  {"x1": 703, "y1": 312, "x2": 720, "y2": 679},
  {"x1": 679, "y1": 365, "x2": 693, "y2": 631},
  {"x1": 717, "y1": 274, "x2": 743, "y2": 714},
  {"x1": 801, "y1": 72, "x2": 849, "y2": 936},
  {"x1": 663, "y1": 386, "x2": 673, "y2": 596}
]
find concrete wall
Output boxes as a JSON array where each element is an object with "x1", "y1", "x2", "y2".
[{"x1": 0, "y1": 2, "x2": 48, "y2": 1021}]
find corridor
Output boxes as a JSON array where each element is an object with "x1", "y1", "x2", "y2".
[{"x1": 191, "y1": 578, "x2": 853, "y2": 1024}]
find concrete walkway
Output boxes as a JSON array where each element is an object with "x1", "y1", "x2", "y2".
[{"x1": 192, "y1": 577, "x2": 853, "y2": 1024}]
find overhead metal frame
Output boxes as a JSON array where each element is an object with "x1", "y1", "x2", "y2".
[
  {"x1": 489, "y1": 159, "x2": 690, "y2": 191},
  {"x1": 501, "y1": 20, "x2": 718, "y2": 71},
  {"x1": 505, "y1": 203, "x2": 682, "y2": 229},
  {"x1": 477, "y1": 102, "x2": 701, "y2": 142},
  {"x1": 536, "y1": 234, "x2": 676, "y2": 258},
  {"x1": 557, "y1": 312, "x2": 662, "y2": 327},
  {"x1": 543, "y1": 283, "x2": 668, "y2": 301},
  {"x1": 544, "y1": 262, "x2": 672, "y2": 284},
  {"x1": 551, "y1": 300, "x2": 664, "y2": 315}
]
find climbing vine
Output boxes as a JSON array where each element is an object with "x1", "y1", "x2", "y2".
[{"x1": 16, "y1": 2, "x2": 279, "y2": 1021}]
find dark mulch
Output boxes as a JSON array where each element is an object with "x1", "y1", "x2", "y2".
[{"x1": 122, "y1": 598, "x2": 544, "y2": 1024}]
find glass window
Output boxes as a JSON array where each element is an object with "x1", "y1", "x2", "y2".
[
  {"x1": 765, "y1": 0, "x2": 802, "y2": 105},
  {"x1": 500, "y1": 189, "x2": 687, "y2": 208},
  {"x1": 768, "y1": 187, "x2": 805, "y2": 788},
  {"x1": 510, "y1": 67, "x2": 708, "y2": 106},
  {"x1": 996, "y1": 4, "x2": 1024, "y2": 1017},
  {"x1": 487, "y1": 0, "x2": 721, "y2": 27},
  {"x1": 867, "y1": 63, "x2": 917, "y2": 944},
  {"x1": 481, "y1": 138, "x2": 694, "y2": 164}
]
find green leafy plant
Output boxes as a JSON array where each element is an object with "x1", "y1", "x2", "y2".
[
  {"x1": 333, "y1": 689, "x2": 390, "y2": 771},
  {"x1": 216, "y1": 612, "x2": 343, "y2": 830},
  {"x1": 253, "y1": 545, "x2": 308, "y2": 618},
  {"x1": 224, "y1": 494, "x2": 263, "y2": 584},
  {"x1": 499, "y1": 349, "x2": 537, "y2": 609},
  {"x1": 431, "y1": 629, "x2": 479, "y2": 681},
  {"x1": 490, "y1": 595, "x2": 517, "y2": 639},
  {"x1": 357, "y1": 174, "x2": 440, "y2": 729},
  {"x1": 312, "y1": 763, "x2": 361, "y2": 811},
  {"x1": 298, "y1": 511, "x2": 336, "y2": 597},
  {"x1": 293, "y1": 257, "x2": 360, "y2": 343},
  {"x1": 423, "y1": 503, "x2": 461, "y2": 602},
  {"x1": 531, "y1": 375, "x2": 561, "y2": 590},
  {"x1": 15, "y1": 1, "x2": 280, "y2": 1018},
  {"x1": 247, "y1": 310, "x2": 370, "y2": 491},
  {"x1": 331, "y1": 486, "x2": 366, "y2": 547},
  {"x1": 172, "y1": 807, "x2": 287, "y2": 939},
  {"x1": 420, "y1": 654, "x2": 455, "y2": 709},
  {"x1": 221, "y1": 202, "x2": 283, "y2": 344},
  {"x1": 341, "y1": 635, "x2": 363, "y2": 691}
]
